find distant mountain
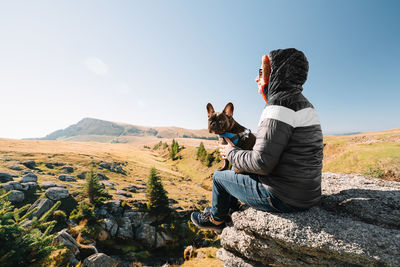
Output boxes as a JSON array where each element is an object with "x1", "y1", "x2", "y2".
[{"x1": 35, "y1": 118, "x2": 217, "y2": 142}]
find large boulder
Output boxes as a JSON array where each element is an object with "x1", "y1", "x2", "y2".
[
  {"x1": 101, "y1": 216, "x2": 118, "y2": 238},
  {"x1": 8, "y1": 165, "x2": 23, "y2": 171},
  {"x1": 21, "y1": 182, "x2": 38, "y2": 191},
  {"x1": 53, "y1": 229, "x2": 80, "y2": 255},
  {"x1": 0, "y1": 172, "x2": 13, "y2": 183},
  {"x1": 41, "y1": 181, "x2": 57, "y2": 189},
  {"x1": 217, "y1": 173, "x2": 400, "y2": 267},
  {"x1": 117, "y1": 216, "x2": 134, "y2": 240},
  {"x1": 22, "y1": 160, "x2": 36, "y2": 169},
  {"x1": 96, "y1": 172, "x2": 109, "y2": 180},
  {"x1": 116, "y1": 190, "x2": 132, "y2": 198},
  {"x1": 28, "y1": 198, "x2": 54, "y2": 219},
  {"x1": 20, "y1": 173, "x2": 37, "y2": 183},
  {"x1": 8, "y1": 190, "x2": 24, "y2": 203},
  {"x1": 61, "y1": 166, "x2": 74, "y2": 173},
  {"x1": 45, "y1": 187, "x2": 69, "y2": 201},
  {"x1": 83, "y1": 253, "x2": 120, "y2": 267},
  {"x1": 135, "y1": 224, "x2": 156, "y2": 248},
  {"x1": 57, "y1": 174, "x2": 76, "y2": 182}
]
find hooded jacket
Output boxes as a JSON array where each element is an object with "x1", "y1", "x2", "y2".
[{"x1": 227, "y1": 48, "x2": 323, "y2": 209}]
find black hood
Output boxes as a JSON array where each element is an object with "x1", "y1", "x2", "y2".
[{"x1": 263, "y1": 48, "x2": 309, "y2": 103}]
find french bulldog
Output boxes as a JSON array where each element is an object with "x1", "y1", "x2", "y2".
[{"x1": 207, "y1": 102, "x2": 256, "y2": 173}]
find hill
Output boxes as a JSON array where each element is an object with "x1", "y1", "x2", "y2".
[{"x1": 33, "y1": 117, "x2": 217, "y2": 143}]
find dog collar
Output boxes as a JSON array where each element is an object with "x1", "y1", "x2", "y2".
[{"x1": 219, "y1": 128, "x2": 251, "y2": 146}]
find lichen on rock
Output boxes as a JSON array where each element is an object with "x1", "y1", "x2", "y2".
[{"x1": 217, "y1": 173, "x2": 400, "y2": 267}]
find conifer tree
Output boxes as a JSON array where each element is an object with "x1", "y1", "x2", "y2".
[
  {"x1": 84, "y1": 168, "x2": 104, "y2": 205},
  {"x1": 169, "y1": 139, "x2": 180, "y2": 160},
  {"x1": 0, "y1": 191, "x2": 61, "y2": 266},
  {"x1": 145, "y1": 167, "x2": 169, "y2": 215}
]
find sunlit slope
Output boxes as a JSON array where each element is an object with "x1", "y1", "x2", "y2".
[{"x1": 323, "y1": 128, "x2": 400, "y2": 181}]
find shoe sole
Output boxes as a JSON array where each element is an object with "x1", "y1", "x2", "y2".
[{"x1": 190, "y1": 213, "x2": 223, "y2": 234}]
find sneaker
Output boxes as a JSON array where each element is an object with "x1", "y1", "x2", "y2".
[
  {"x1": 204, "y1": 204, "x2": 245, "y2": 225},
  {"x1": 190, "y1": 211, "x2": 225, "y2": 234}
]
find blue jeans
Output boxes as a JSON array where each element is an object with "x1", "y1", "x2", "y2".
[{"x1": 211, "y1": 170, "x2": 306, "y2": 221}]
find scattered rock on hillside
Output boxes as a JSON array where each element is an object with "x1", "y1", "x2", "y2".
[
  {"x1": 21, "y1": 173, "x2": 38, "y2": 183},
  {"x1": 217, "y1": 173, "x2": 400, "y2": 267},
  {"x1": 45, "y1": 187, "x2": 70, "y2": 201},
  {"x1": 8, "y1": 190, "x2": 24, "y2": 203},
  {"x1": 45, "y1": 163, "x2": 54, "y2": 169},
  {"x1": 21, "y1": 169, "x2": 33, "y2": 175},
  {"x1": 21, "y1": 182, "x2": 38, "y2": 190},
  {"x1": 8, "y1": 165, "x2": 23, "y2": 171},
  {"x1": 53, "y1": 162, "x2": 65, "y2": 167},
  {"x1": 61, "y1": 166, "x2": 74, "y2": 173},
  {"x1": 97, "y1": 172, "x2": 109, "y2": 180},
  {"x1": 99, "y1": 162, "x2": 111, "y2": 170},
  {"x1": 83, "y1": 253, "x2": 121, "y2": 267},
  {"x1": 77, "y1": 172, "x2": 87, "y2": 179},
  {"x1": 28, "y1": 198, "x2": 54, "y2": 219},
  {"x1": 22, "y1": 160, "x2": 36, "y2": 169},
  {"x1": 2, "y1": 181, "x2": 23, "y2": 192},
  {"x1": 41, "y1": 181, "x2": 57, "y2": 189},
  {"x1": 116, "y1": 190, "x2": 132, "y2": 198},
  {"x1": 101, "y1": 181, "x2": 115, "y2": 188},
  {"x1": 53, "y1": 229, "x2": 80, "y2": 255},
  {"x1": 58, "y1": 174, "x2": 76, "y2": 182},
  {"x1": 0, "y1": 172, "x2": 13, "y2": 183}
]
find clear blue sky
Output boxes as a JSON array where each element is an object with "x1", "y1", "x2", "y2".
[{"x1": 0, "y1": 0, "x2": 399, "y2": 139}]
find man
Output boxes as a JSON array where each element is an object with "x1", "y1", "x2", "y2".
[{"x1": 191, "y1": 48, "x2": 323, "y2": 232}]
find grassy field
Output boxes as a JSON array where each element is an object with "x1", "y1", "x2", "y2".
[
  {"x1": 0, "y1": 138, "x2": 216, "y2": 210},
  {"x1": 323, "y1": 128, "x2": 400, "y2": 181}
]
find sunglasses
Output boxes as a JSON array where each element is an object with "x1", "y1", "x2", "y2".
[{"x1": 259, "y1": 69, "x2": 262, "y2": 78}]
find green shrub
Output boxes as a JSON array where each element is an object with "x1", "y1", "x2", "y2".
[
  {"x1": 364, "y1": 165, "x2": 385, "y2": 178},
  {"x1": 0, "y1": 191, "x2": 61, "y2": 266},
  {"x1": 70, "y1": 202, "x2": 96, "y2": 225}
]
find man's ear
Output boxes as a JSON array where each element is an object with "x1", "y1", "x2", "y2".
[
  {"x1": 223, "y1": 102, "x2": 234, "y2": 117},
  {"x1": 206, "y1": 103, "x2": 215, "y2": 117}
]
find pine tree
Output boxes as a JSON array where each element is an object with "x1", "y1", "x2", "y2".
[
  {"x1": 0, "y1": 191, "x2": 61, "y2": 266},
  {"x1": 84, "y1": 168, "x2": 104, "y2": 205},
  {"x1": 145, "y1": 167, "x2": 169, "y2": 215},
  {"x1": 169, "y1": 139, "x2": 180, "y2": 160}
]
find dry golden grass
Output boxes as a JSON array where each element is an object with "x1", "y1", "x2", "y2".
[
  {"x1": 323, "y1": 128, "x2": 400, "y2": 181},
  {"x1": 181, "y1": 247, "x2": 222, "y2": 267},
  {"x1": 0, "y1": 138, "x2": 216, "y2": 209}
]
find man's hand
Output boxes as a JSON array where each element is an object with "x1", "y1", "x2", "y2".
[{"x1": 219, "y1": 138, "x2": 234, "y2": 159}]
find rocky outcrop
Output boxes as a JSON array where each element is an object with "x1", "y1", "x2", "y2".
[
  {"x1": 0, "y1": 172, "x2": 13, "y2": 183},
  {"x1": 83, "y1": 253, "x2": 121, "y2": 267},
  {"x1": 8, "y1": 190, "x2": 24, "y2": 203},
  {"x1": 20, "y1": 173, "x2": 37, "y2": 183},
  {"x1": 217, "y1": 173, "x2": 400, "y2": 267},
  {"x1": 28, "y1": 198, "x2": 54, "y2": 219},
  {"x1": 22, "y1": 160, "x2": 36, "y2": 169},
  {"x1": 45, "y1": 187, "x2": 70, "y2": 201}
]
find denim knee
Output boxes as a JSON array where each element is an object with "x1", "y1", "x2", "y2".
[{"x1": 212, "y1": 170, "x2": 225, "y2": 184}]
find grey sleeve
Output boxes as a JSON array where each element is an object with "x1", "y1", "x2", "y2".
[{"x1": 227, "y1": 119, "x2": 293, "y2": 175}]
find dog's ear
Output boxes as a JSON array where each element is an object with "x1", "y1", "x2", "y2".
[
  {"x1": 206, "y1": 103, "x2": 215, "y2": 117},
  {"x1": 223, "y1": 102, "x2": 234, "y2": 117}
]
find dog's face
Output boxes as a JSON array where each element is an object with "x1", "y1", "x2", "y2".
[{"x1": 207, "y1": 102, "x2": 235, "y2": 134}]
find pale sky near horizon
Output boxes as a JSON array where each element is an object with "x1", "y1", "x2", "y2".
[{"x1": 0, "y1": 0, "x2": 399, "y2": 139}]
